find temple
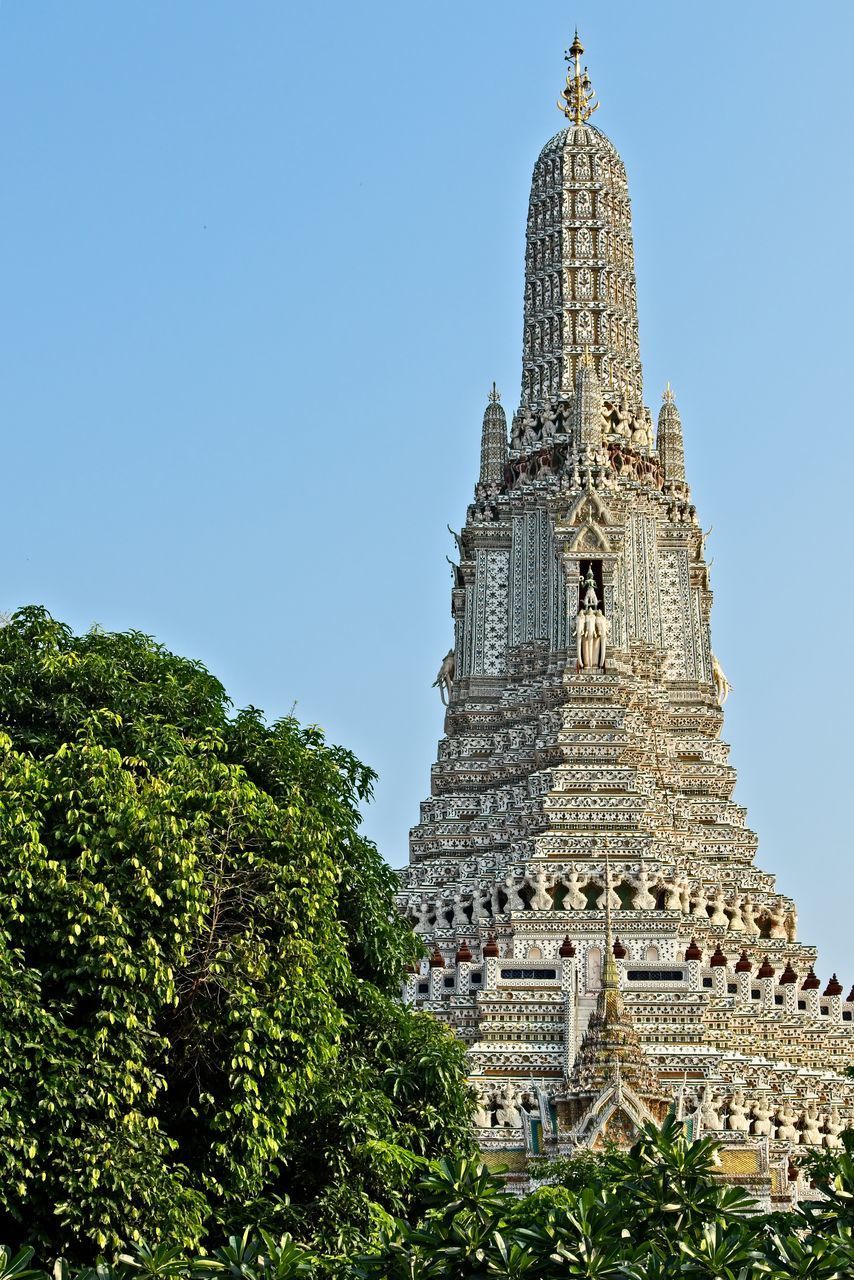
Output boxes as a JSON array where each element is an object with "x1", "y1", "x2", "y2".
[{"x1": 397, "y1": 35, "x2": 854, "y2": 1207}]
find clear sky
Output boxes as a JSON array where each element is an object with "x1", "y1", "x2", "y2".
[{"x1": 1, "y1": 2, "x2": 853, "y2": 978}]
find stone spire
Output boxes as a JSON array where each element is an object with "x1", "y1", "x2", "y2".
[
  {"x1": 522, "y1": 34, "x2": 642, "y2": 406},
  {"x1": 573, "y1": 347, "x2": 602, "y2": 450},
  {"x1": 657, "y1": 383, "x2": 685, "y2": 484},
  {"x1": 479, "y1": 383, "x2": 507, "y2": 487}
]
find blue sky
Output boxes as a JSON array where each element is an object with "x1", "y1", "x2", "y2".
[{"x1": 1, "y1": 2, "x2": 853, "y2": 978}]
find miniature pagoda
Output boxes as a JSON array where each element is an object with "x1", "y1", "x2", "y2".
[{"x1": 397, "y1": 34, "x2": 853, "y2": 1207}]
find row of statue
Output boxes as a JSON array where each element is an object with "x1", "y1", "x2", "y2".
[
  {"x1": 694, "y1": 1088, "x2": 847, "y2": 1147},
  {"x1": 472, "y1": 1084, "x2": 535, "y2": 1129},
  {"x1": 407, "y1": 868, "x2": 797, "y2": 941},
  {"x1": 508, "y1": 393, "x2": 655, "y2": 455}
]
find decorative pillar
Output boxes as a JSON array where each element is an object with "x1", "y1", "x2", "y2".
[
  {"x1": 710, "y1": 944, "x2": 728, "y2": 998},
  {"x1": 402, "y1": 963, "x2": 419, "y2": 1006},
  {"x1": 429, "y1": 947, "x2": 446, "y2": 1001},
  {"x1": 757, "y1": 956, "x2": 775, "y2": 1012},
  {"x1": 801, "y1": 967, "x2": 820, "y2": 1018},
  {"x1": 455, "y1": 939, "x2": 473, "y2": 996},
  {"x1": 685, "y1": 938, "x2": 702, "y2": 991},
  {"x1": 559, "y1": 935, "x2": 577, "y2": 1078},
  {"x1": 779, "y1": 961, "x2": 798, "y2": 1014},
  {"x1": 824, "y1": 974, "x2": 843, "y2": 1024},
  {"x1": 734, "y1": 951, "x2": 752, "y2": 1007},
  {"x1": 483, "y1": 931, "x2": 500, "y2": 991}
]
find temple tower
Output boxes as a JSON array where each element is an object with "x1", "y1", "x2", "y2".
[{"x1": 399, "y1": 35, "x2": 854, "y2": 1206}]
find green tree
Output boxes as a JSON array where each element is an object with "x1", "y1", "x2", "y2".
[{"x1": 0, "y1": 608, "x2": 473, "y2": 1259}]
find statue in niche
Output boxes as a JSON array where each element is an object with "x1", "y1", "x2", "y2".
[
  {"x1": 752, "y1": 1098, "x2": 774, "y2": 1137},
  {"x1": 472, "y1": 1087, "x2": 494, "y2": 1128},
  {"x1": 679, "y1": 875, "x2": 692, "y2": 914},
  {"x1": 741, "y1": 895, "x2": 760, "y2": 937},
  {"x1": 433, "y1": 650, "x2": 455, "y2": 706},
  {"x1": 698, "y1": 1086, "x2": 723, "y2": 1131},
  {"x1": 411, "y1": 898, "x2": 433, "y2": 934},
  {"x1": 727, "y1": 1090, "x2": 751, "y2": 1133},
  {"x1": 594, "y1": 609, "x2": 609, "y2": 669},
  {"x1": 709, "y1": 888, "x2": 729, "y2": 927},
  {"x1": 613, "y1": 390, "x2": 632, "y2": 439},
  {"x1": 664, "y1": 879, "x2": 681, "y2": 911},
  {"x1": 451, "y1": 891, "x2": 470, "y2": 929},
  {"x1": 632, "y1": 865, "x2": 657, "y2": 910},
  {"x1": 631, "y1": 407, "x2": 653, "y2": 450},
  {"x1": 511, "y1": 412, "x2": 524, "y2": 449},
  {"x1": 490, "y1": 880, "x2": 503, "y2": 918},
  {"x1": 802, "y1": 1102, "x2": 823, "y2": 1146},
  {"x1": 691, "y1": 884, "x2": 709, "y2": 918},
  {"x1": 776, "y1": 1102, "x2": 799, "y2": 1144},
  {"x1": 728, "y1": 896, "x2": 745, "y2": 933},
  {"x1": 520, "y1": 405, "x2": 539, "y2": 446},
  {"x1": 496, "y1": 1085, "x2": 522, "y2": 1128},
  {"x1": 540, "y1": 396, "x2": 558, "y2": 440},
  {"x1": 786, "y1": 907, "x2": 798, "y2": 942},
  {"x1": 767, "y1": 901, "x2": 788, "y2": 939},
  {"x1": 529, "y1": 866, "x2": 553, "y2": 911},
  {"x1": 597, "y1": 875, "x2": 621, "y2": 912},
  {"x1": 825, "y1": 1105, "x2": 845, "y2": 1148},
  {"x1": 504, "y1": 874, "x2": 526, "y2": 913},
  {"x1": 564, "y1": 867, "x2": 588, "y2": 910}
]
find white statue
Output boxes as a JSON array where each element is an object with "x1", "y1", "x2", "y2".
[
  {"x1": 728, "y1": 896, "x2": 745, "y2": 933},
  {"x1": 529, "y1": 866, "x2": 553, "y2": 911},
  {"x1": 751, "y1": 1098, "x2": 774, "y2": 1137},
  {"x1": 597, "y1": 875, "x2": 621, "y2": 912},
  {"x1": 777, "y1": 1101, "x2": 799, "y2": 1144},
  {"x1": 433, "y1": 650, "x2": 456, "y2": 706},
  {"x1": 699, "y1": 1086, "x2": 722, "y2": 1131},
  {"x1": 712, "y1": 654, "x2": 732, "y2": 705},
  {"x1": 768, "y1": 901, "x2": 788, "y2": 939},
  {"x1": 490, "y1": 880, "x2": 503, "y2": 918},
  {"x1": 802, "y1": 1101, "x2": 823, "y2": 1146},
  {"x1": 563, "y1": 868, "x2": 588, "y2": 910},
  {"x1": 786, "y1": 907, "x2": 798, "y2": 943},
  {"x1": 594, "y1": 609, "x2": 609, "y2": 668},
  {"x1": 825, "y1": 1105, "x2": 845, "y2": 1149},
  {"x1": 496, "y1": 1085, "x2": 522, "y2": 1128},
  {"x1": 581, "y1": 607, "x2": 598, "y2": 668},
  {"x1": 413, "y1": 897, "x2": 432, "y2": 934},
  {"x1": 742, "y1": 895, "x2": 760, "y2": 937},
  {"x1": 451, "y1": 891, "x2": 470, "y2": 929},
  {"x1": 690, "y1": 884, "x2": 709, "y2": 918},
  {"x1": 664, "y1": 879, "x2": 682, "y2": 911},
  {"x1": 679, "y1": 875, "x2": 692, "y2": 914},
  {"x1": 632, "y1": 865, "x2": 657, "y2": 910},
  {"x1": 727, "y1": 1090, "x2": 750, "y2": 1134},
  {"x1": 540, "y1": 397, "x2": 558, "y2": 441},
  {"x1": 573, "y1": 609, "x2": 586, "y2": 669},
  {"x1": 473, "y1": 1086, "x2": 493, "y2": 1128},
  {"x1": 504, "y1": 874, "x2": 526, "y2": 913},
  {"x1": 709, "y1": 888, "x2": 729, "y2": 927}
]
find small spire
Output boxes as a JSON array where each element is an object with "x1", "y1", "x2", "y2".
[
  {"x1": 558, "y1": 30, "x2": 600, "y2": 126},
  {"x1": 663, "y1": 381, "x2": 675, "y2": 404},
  {"x1": 489, "y1": 381, "x2": 501, "y2": 404}
]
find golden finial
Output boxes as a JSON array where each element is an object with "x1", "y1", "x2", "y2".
[
  {"x1": 489, "y1": 381, "x2": 501, "y2": 404},
  {"x1": 663, "y1": 381, "x2": 675, "y2": 404},
  {"x1": 557, "y1": 29, "x2": 599, "y2": 125}
]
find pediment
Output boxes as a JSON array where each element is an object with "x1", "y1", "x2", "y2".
[
  {"x1": 563, "y1": 488, "x2": 612, "y2": 529},
  {"x1": 568, "y1": 521, "x2": 611, "y2": 553}
]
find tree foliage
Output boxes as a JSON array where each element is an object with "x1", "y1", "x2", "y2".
[
  {"x1": 0, "y1": 607, "x2": 473, "y2": 1258},
  {"x1": 7, "y1": 1120, "x2": 854, "y2": 1277}
]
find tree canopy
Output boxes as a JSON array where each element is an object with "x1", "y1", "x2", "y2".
[{"x1": 0, "y1": 607, "x2": 473, "y2": 1258}]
